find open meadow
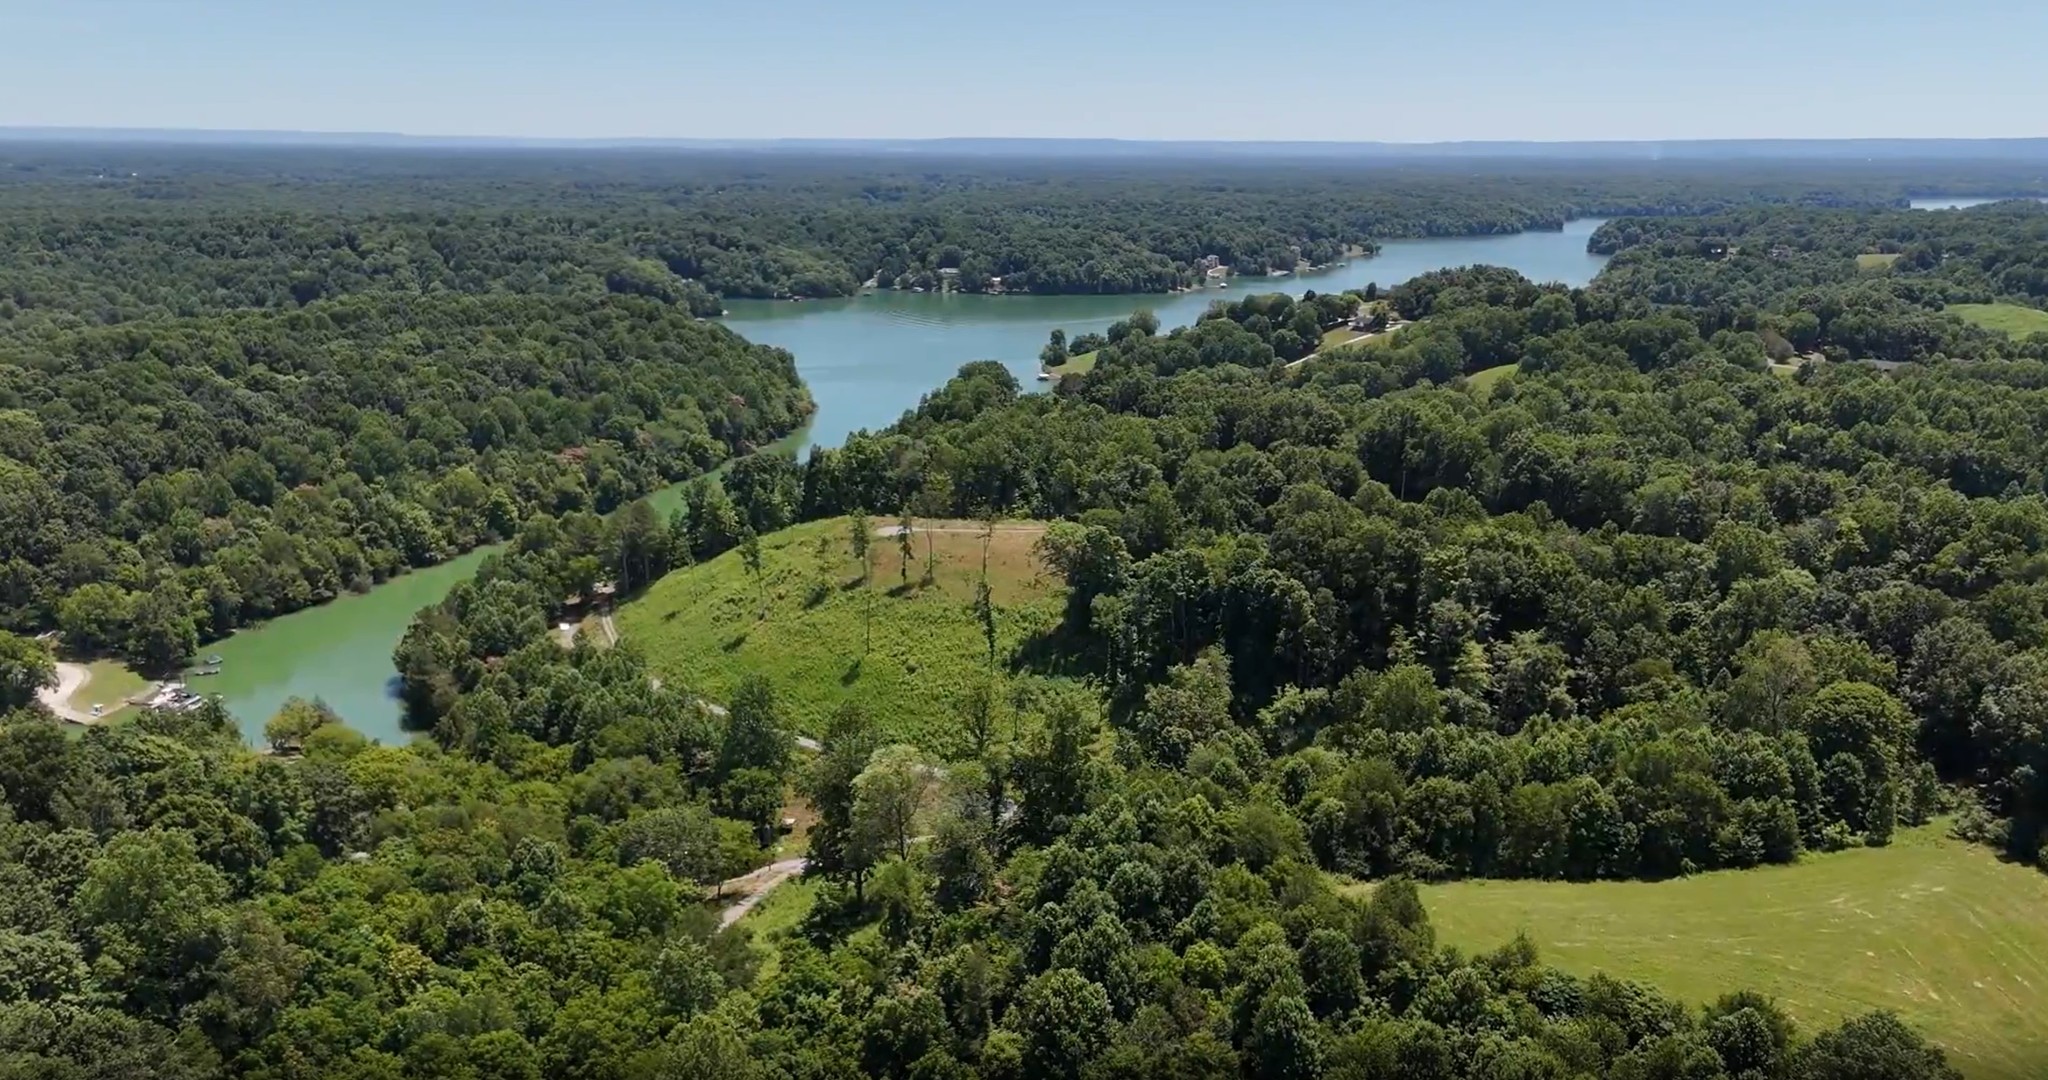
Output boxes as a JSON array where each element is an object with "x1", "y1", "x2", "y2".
[
  {"x1": 1950, "y1": 302, "x2": 2048, "y2": 338},
  {"x1": 1417, "y1": 824, "x2": 2048, "y2": 1080},
  {"x1": 1056, "y1": 349, "x2": 1099, "y2": 375}
]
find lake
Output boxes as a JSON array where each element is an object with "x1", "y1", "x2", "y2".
[
  {"x1": 206, "y1": 221, "x2": 1610, "y2": 743},
  {"x1": 208, "y1": 547, "x2": 498, "y2": 744},
  {"x1": 1910, "y1": 196, "x2": 2048, "y2": 210},
  {"x1": 726, "y1": 219, "x2": 1611, "y2": 447},
  {"x1": 205, "y1": 439, "x2": 772, "y2": 744}
]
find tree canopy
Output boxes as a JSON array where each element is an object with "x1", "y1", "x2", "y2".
[
  {"x1": 0, "y1": 294, "x2": 809, "y2": 666},
  {"x1": 7, "y1": 148, "x2": 2042, "y2": 1078}
]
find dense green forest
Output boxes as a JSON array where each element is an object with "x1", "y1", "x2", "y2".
[
  {"x1": 6, "y1": 144, "x2": 2047, "y2": 318},
  {"x1": 0, "y1": 678, "x2": 1962, "y2": 1080},
  {"x1": 15, "y1": 152, "x2": 2048, "y2": 1078},
  {"x1": 1592, "y1": 201, "x2": 2048, "y2": 311},
  {"x1": 348, "y1": 206, "x2": 2048, "y2": 1075},
  {"x1": 775, "y1": 272, "x2": 2048, "y2": 880}
]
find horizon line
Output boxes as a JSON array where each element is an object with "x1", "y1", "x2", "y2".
[{"x1": 5, "y1": 125, "x2": 2048, "y2": 151}]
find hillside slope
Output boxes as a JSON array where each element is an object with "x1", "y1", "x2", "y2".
[{"x1": 616, "y1": 516, "x2": 1062, "y2": 749}]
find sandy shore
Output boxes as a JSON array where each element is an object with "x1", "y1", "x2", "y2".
[{"x1": 38, "y1": 662, "x2": 94, "y2": 723}]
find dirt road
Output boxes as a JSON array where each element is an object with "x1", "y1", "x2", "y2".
[
  {"x1": 874, "y1": 522, "x2": 1043, "y2": 538},
  {"x1": 716, "y1": 857, "x2": 806, "y2": 930}
]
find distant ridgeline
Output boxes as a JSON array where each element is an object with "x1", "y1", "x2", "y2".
[{"x1": 3, "y1": 142, "x2": 2047, "y2": 314}]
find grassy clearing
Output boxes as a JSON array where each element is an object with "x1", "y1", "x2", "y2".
[
  {"x1": 1411, "y1": 825, "x2": 2048, "y2": 1080},
  {"x1": 570, "y1": 612, "x2": 608, "y2": 647},
  {"x1": 617, "y1": 516, "x2": 1063, "y2": 748},
  {"x1": 1466, "y1": 363, "x2": 1517, "y2": 393},
  {"x1": 1055, "y1": 350, "x2": 1098, "y2": 376},
  {"x1": 1857, "y1": 252, "x2": 1903, "y2": 269},
  {"x1": 69, "y1": 659, "x2": 151, "y2": 718},
  {"x1": 734, "y1": 877, "x2": 817, "y2": 981},
  {"x1": 1318, "y1": 327, "x2": 1367, "y2": 351},
  {"x1": 1950, "y1": 302, "x2": 2048, "y2": 338}
]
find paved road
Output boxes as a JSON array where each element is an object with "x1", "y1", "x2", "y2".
[{"x1": 716, "y1": 857, "x2": 806, "y2": 930}]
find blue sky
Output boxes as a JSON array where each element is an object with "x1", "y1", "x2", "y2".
[{"x1": 3, "y1": 0, "x2": 2041, "y2": 141}]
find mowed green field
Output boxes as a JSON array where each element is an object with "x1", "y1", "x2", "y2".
[
  {"x1": 1421, "y1": 825, "x2": 2048, "y2": 1080},
  {"x1": 1856, "y1": 251, "x2": 1903, "y2": 269},
  {"x1": 616, "y1": 517, "x2": 1063, "y2": 749},
  {"x1": 70, "y1": 658, "x2": 151, "y2": 716},
  {"x1": 1318, "y1": 327, "x2": 1368, "y2": 351},
  {"x1": 1467, "y1": 363, "x2": 1517, "y2": 393},
  {"x1": 1950, "y1": 302, "x2": 2048, "y2": 338}
]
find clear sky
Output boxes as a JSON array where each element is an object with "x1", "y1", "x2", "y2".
[{"x1": 4, "y1": 0, "x2": 2042, "y2": 142}]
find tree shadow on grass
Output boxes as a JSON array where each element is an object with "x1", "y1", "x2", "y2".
[
  {"x1": 723, "y1": 631, "x2": 749, "y2": 652},
  {"x1": 1011, "y1": 619, "x2": 1104, "y2": 681},
  {"x1": 840, "y1": 657, "x2": 864, "y2": 685}
]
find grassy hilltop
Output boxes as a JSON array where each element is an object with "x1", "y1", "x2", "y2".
[{"x1": 616, "y1": 516, "x2": 1064, "y2": 750}]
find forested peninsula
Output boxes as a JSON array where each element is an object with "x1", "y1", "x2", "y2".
[{"x1": 0, "y1": 291, "x2": 810, "y2": 666}]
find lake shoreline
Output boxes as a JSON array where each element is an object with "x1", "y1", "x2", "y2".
[
  {"x1": 739, "y1": 224, "x2": 1600, "y2": 307},
  {"x1": 204, "y1": 423, "x2": 814, "y2": 746}
]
